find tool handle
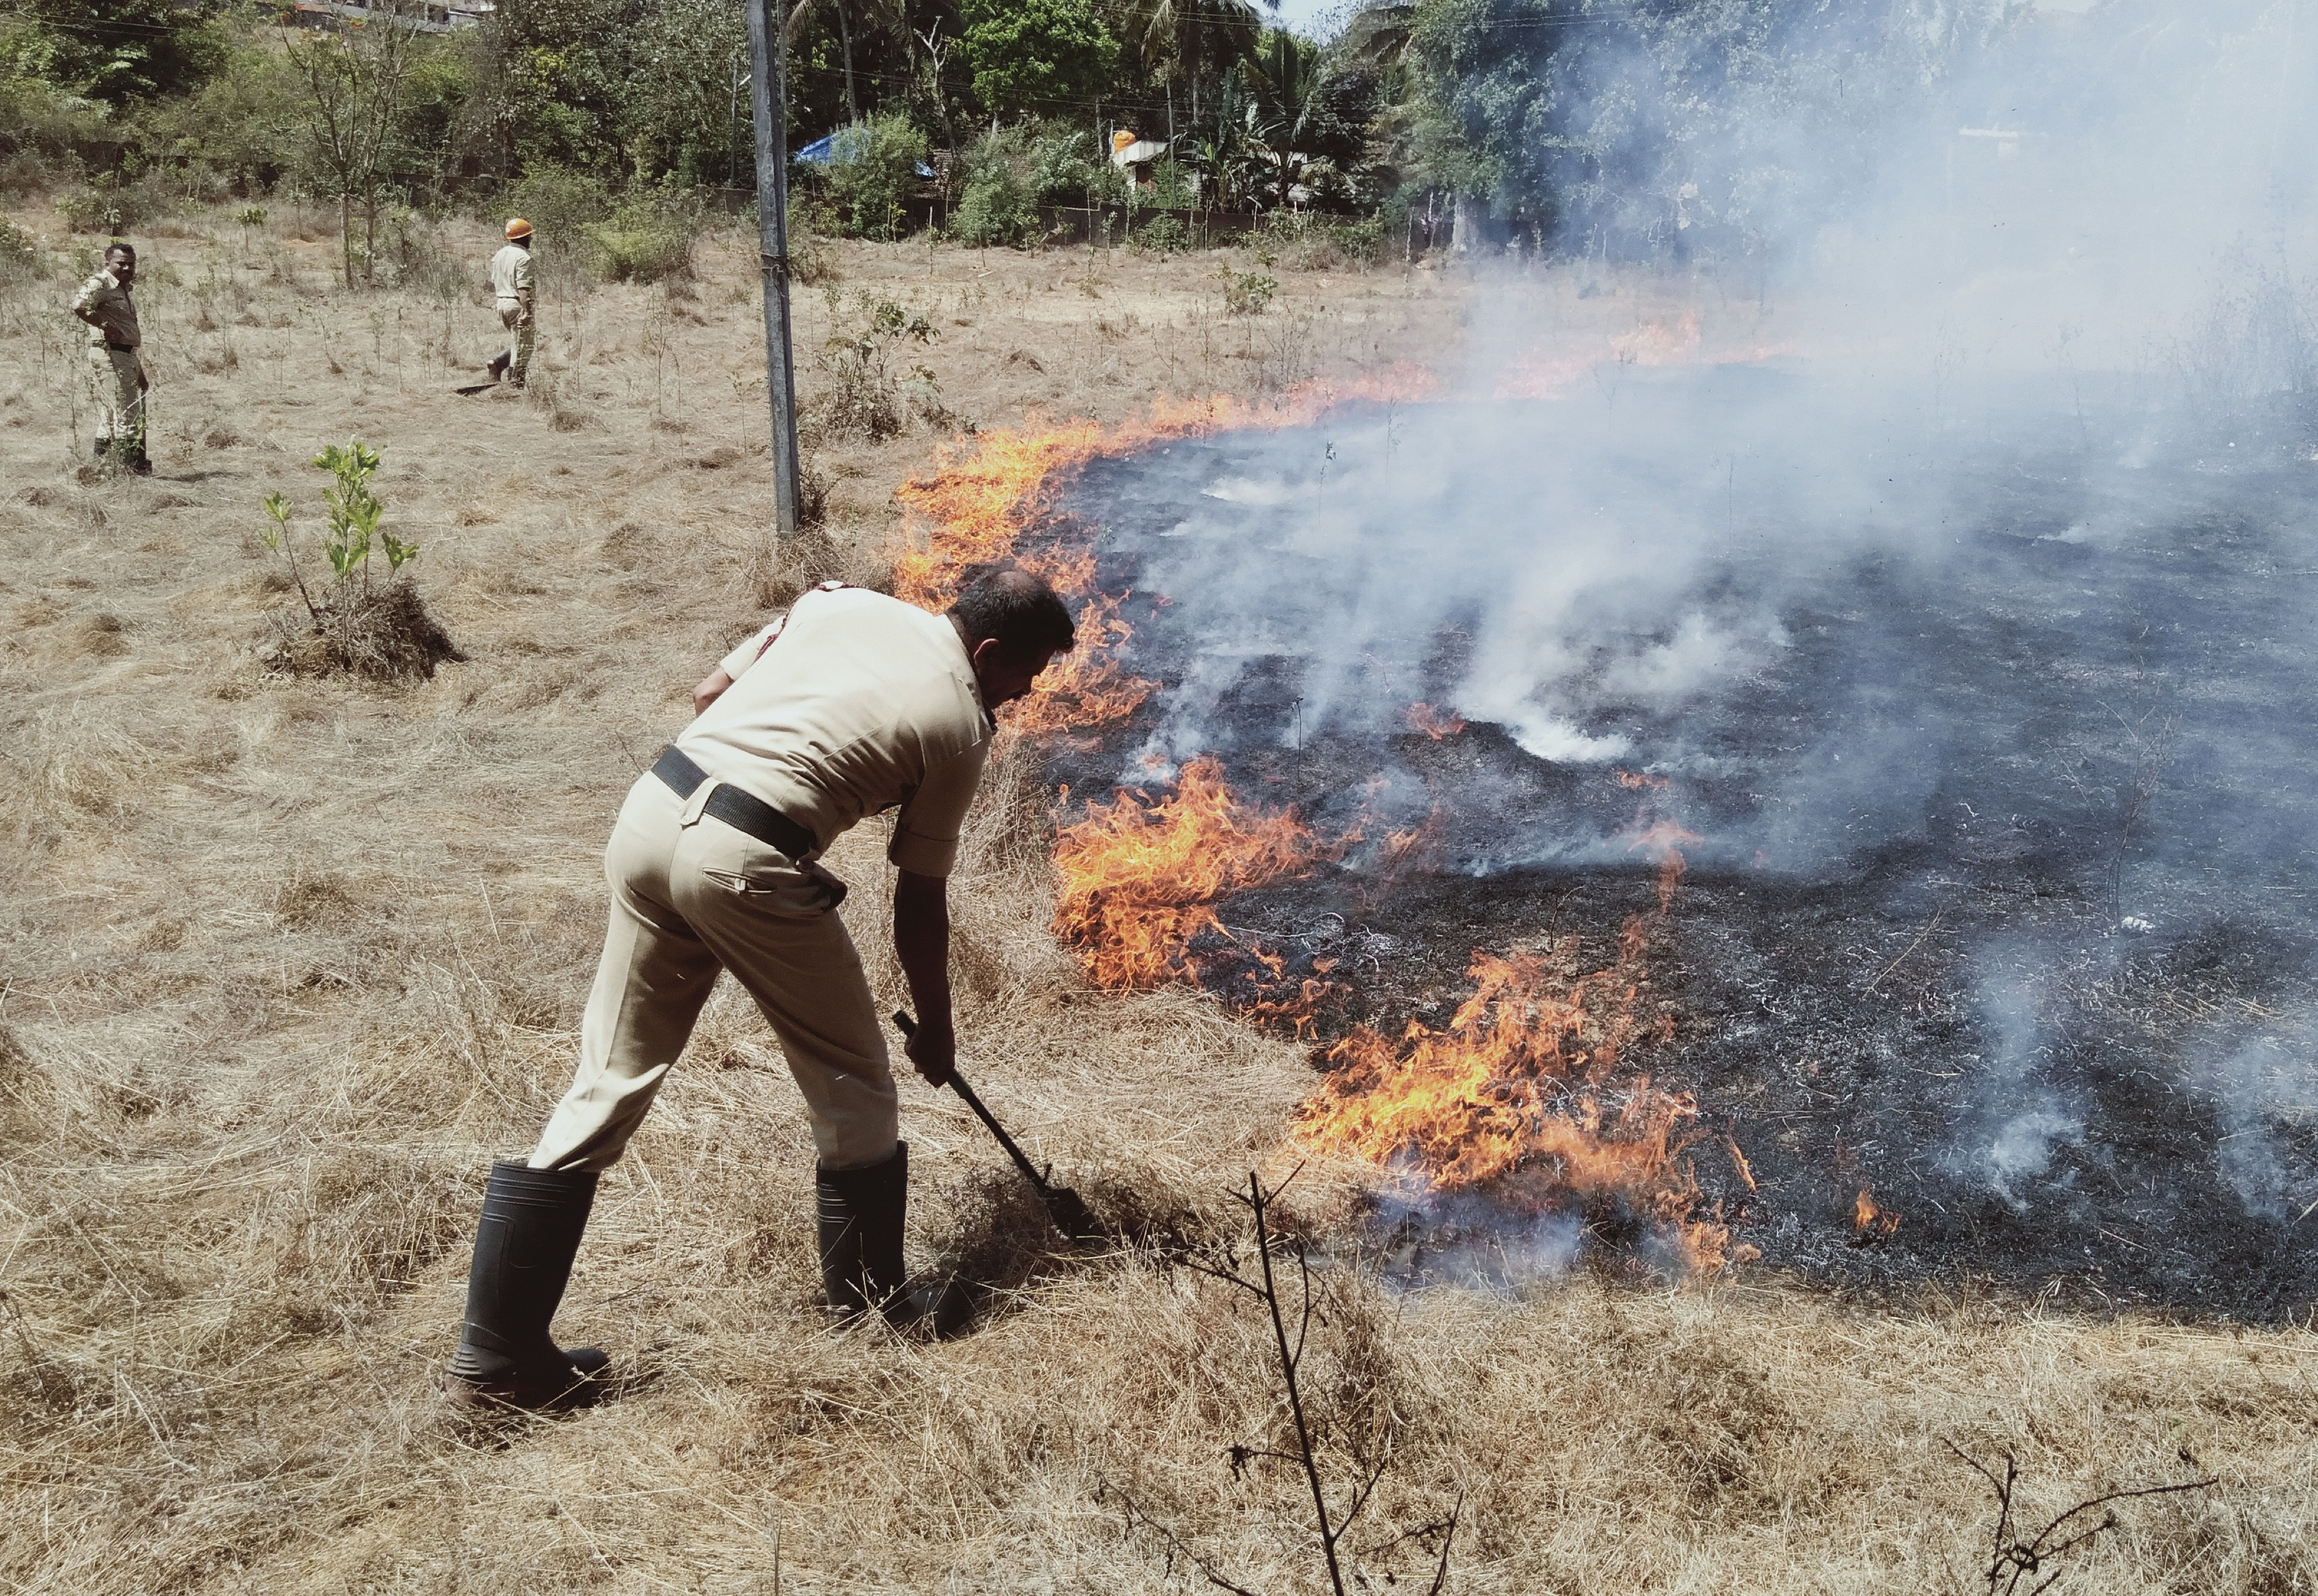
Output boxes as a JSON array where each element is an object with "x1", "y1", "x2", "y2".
[{"x1": 890, "y1": 1010, "x2": 1052, "y2": 1193}]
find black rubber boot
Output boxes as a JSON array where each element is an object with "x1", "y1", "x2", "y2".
[
  {"x1": 129, "y1": 449, "x2": 152, "y2": 476},
  {"x1": 486, "y1": 349, "x2": 511, "y2": 380},
  {"x1": 816, "y1": 1143, "x2": 973, "y2": 1339},
  {"x1": 441, "y1": 1161, "x2": 609, "y2": 1409}
]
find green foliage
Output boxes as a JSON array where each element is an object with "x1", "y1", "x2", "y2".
[
  {"x1": 959, "y1": 0, "x2": 1119, "y2": 119},
  {"x1": 820, "y1": 112, "x2": 924, "y2": 241},
  {"x1": 1148, "y1": 157, "x2": 1197, "y2": 212},
  {"x1": 127, "y1": 42, "x2": 303, "y2": 200},
  {"x1": 503, "y1": 168, "x2": 706, "y2": 285},
  {"x1": 0, "y1": 216, "x2": 39, "y2": 281},
  {"x1": 806, "y1": 288, "x2": 938, "y2": 442},
  {"x1": 0, "y1": 68, "x2": 108, "y2": 192},
  {"x1": 954, "y1": 157, "x2": 1037, "y2": 248},
  {"x1": 1220, "y1": 264, "x2": 1275, "y2": 314},
  {"x1": 1260, "y1": 208, "x2": 1385, "y2": 267},
  {"x1": 1196, "y1": 27, "x2": 1379, "y2": 213},
  {"x1": 593, "y1": 184, "x2": 704, "y2": 282},
  {"x1": 950, "y1": 121, "x2": 1134, "y2": 247},
  {"x1": 618, "y1": 0, "x2": 750, "y2": 186},
  {"x1": 53, "y1": 174, "x2": 158, "y2": 235},
  {"x1": 1024, "y1": 127, "x2": 1120, "y2": 205},
  {"x1": 0, "y1": 0, "x2": 230, "y2": 109},
  {"x1": 1389, "y1": 0, "x2": 2013, "y2": 259},
  {"x1": 505, "y1": 166, "x2": 609, "y2": 290},
  {"x1": 313, "y1": 439, "x2": 407, "y2": 582},
  {"x1": 1130, "y1": 212, "x2": 1189, "y2": 254},
  {"x1": 260, "y1": 441, "x2": 414, "y2": 627}
]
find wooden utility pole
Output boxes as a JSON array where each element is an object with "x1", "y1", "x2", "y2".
[{"x1": 746, "y1": 0, "x2": 802, "y2": 538}]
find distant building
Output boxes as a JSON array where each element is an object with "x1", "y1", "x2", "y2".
[{"x1": 284, "y1": 0, "x2": 484, "y2": 32}]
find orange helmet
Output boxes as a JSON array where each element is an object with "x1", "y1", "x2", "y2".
[{"x1": 504, "y1": 217, "x2": 533, "y2": 241}]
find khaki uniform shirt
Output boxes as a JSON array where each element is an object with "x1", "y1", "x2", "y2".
[
  {"x1": 490, "y1": 243, "x2": 533, "y2": 303},
  {"x1": 71, "y1": 268, "x2": 139, "y2": 348},
  {"x1": 680, "y1": 587, "x2": 994, "y2": 878}
]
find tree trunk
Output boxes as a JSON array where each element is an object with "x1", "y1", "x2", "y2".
[
  {"x1": 340, "y1": 191, "x2": 354, "y2": 287},
  {"x1": 838, "y1": 0, "x2": 856, "y2": 121},
  {"x1": 1452, "y1": 190, "x2": 1490, "y2": 255},
  {"x1": 364, "y1": 190, "x2": 378, "y2": 286}
]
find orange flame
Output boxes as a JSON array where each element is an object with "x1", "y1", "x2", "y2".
[
  {"x1": 1404, "y1": 702, "x2": 1467, "y2": 740},
  {"x1": 1495, "y1": 311, "x2": 1797, "y2": 401},
  {"x1": 892, "y1": 368, "x2": 1441, "y2": 736},
  {"x1": 1853, "y1": 1188, "x2": 1901, "y2": 1238},
  {"x1": 1291, "y1": 822, "x2": 1748, "y2": 1271},
  {"x1": 1050, "y1": 756, "x2": 1322, "y2": 990}
]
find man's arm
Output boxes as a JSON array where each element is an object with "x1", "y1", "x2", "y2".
[
  {"x1": 891, "y1": 869, "x2": 956, "y2": 1085},
  {"x1": 692, "y1": 668, "x2": 734, "y2": 715}
]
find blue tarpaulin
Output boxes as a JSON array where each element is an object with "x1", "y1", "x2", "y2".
[{"x1": 794, "y1": 128, "x2": 934, "y2": 177}]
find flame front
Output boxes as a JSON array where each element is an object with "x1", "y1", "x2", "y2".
[
  {"x1": 905, "y1": 374, "x2": 1759, "y2": 1274},
  {"x1": 1051, "y1": 755, "x2": 1321, "y2": 990},
  {"x1": 1292, "y1": 825, "x2": 1751, "y2": 1270},
  {"x1": 892, "y1": 368, "x2": 1441, "y2": 735},
  {"x1": 1404, "y1": 702, "x2": 1467, "y2": 739},
  {"x1": 1854, "y1": 1187, "x2": 1901, "y2": 1238}
]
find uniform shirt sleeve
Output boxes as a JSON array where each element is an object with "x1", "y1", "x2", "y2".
[
  {"x1": 717, "y1": 619, "x2": 784, "y2": 680},
  {"x1": 888, "y1": 740, "x2": 991, "y2": 878},
  {"x1": 71, "y1": 273, "x2": 102, "y2": 317},
  {"x1": 513, "y1": 250, "x2": 534, "y2": 298}
]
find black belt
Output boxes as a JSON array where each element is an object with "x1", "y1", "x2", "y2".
[
  {"x1": 105, "y1": 341, "x2": 136, "y2": 352},
  {"x1": 651, "y1": 746, "x2": 817, "y2": 860}
]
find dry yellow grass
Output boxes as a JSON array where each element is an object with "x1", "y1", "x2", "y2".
[{"x1": 1, "y1": 205, "x2": 2312, "y2": 1594}]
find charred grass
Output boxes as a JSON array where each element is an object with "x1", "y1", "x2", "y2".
[{"x1": 0, "y1": 204, "x2": 2312, "y2": 1592}]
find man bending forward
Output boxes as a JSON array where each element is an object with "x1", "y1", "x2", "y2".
[{"x1": 444, "y1": 570, "x2": 1073, "y2": 1407}]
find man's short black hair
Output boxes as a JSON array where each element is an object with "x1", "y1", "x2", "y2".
[
  {"x1": 948, "y1": 566, "x2": 1074, "y2": 663},
  {"x1": 105, "y1": 242, "x2": 136, "y2": 264}
]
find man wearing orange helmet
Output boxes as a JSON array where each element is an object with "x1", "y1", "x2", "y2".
[{"x1": 487, "y1": 218, "x2": 534, "y2": 388}]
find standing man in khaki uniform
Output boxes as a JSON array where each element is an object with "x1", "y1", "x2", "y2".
[
  {"x1": 70, "y1": 242, "x2": 150, "y2": 474},
  {"x1": 486, "y1": 217, "x2": 534, "y2": 387},
  {"x1": 443, "y1": 569, "x2": 1076, "y2": 1408}
]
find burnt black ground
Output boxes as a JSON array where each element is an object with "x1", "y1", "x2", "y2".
[{"x1": 1039, "y1": 371, "x2": 2318, "y2": 1320}]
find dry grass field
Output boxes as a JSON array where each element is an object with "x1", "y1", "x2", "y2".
[{"x1": 1, "y1": 205, "x2": 2313, "y2": 1594}]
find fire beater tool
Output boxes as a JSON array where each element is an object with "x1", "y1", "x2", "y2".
[{"x1": 891, "y1": 1010, "x2": 1104, "y2": 1244}]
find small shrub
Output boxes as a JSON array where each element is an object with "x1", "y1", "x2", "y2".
[
  {"x1": 1261, "y1": 210, "x2": 1386, "y2": 271},
  {"x1": 1130, "y1": 213, "x2": 1189, "y2": 256},
  {"x1": 786, "y1": 196, "x2": 835, "y2": 285},
  {"x1": 54, "y1": 190, "x2": 121, "y2": 234},
  {"x1": 0, "y1": 217, "x2": 38, "y2": 282},
  {"x1": 1026, "y1": 126, "x2": 1121, "y2": 206},
  {"x1": 803, "y1": 289, "x2": 937, "y2": 443},
  {"x1": 1221, "y1": 265, "x2": 1277, "y2": 316},
  {"x1": 256, "y1": 441, "x2": 461, "y2": 682},
  {"x1": 954, "y1": 152, "x2": 1038, "y2": 248},
  {"x1": 592, "y1": 186, "x2": 705, "y2": 284},
  {"x1": 504, "y1": 168, "x2": 612, "y2": 292},
  {"x1": 381, "y1": 208, "x2": 466, "y2": 301},
  {"x1": 821, "y1": 112, "x2": 926, "y2": 241}
]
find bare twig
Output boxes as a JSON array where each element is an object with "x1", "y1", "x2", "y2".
[
  {"x1": 1098, "y1": 1475, "x2": 1266, "y2": 1596},
  {"x1": 1943, "y1": 1438, "x2": 2217, "y2": 1595}
]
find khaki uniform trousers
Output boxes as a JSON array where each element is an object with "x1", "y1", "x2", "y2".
[
  {"x1": 529, "y1": 771, "x2": 898, "y2": 1173},
  {"x1": 497, "y1": 299, "x2": 534, "y2": 383},
  {"x1": 88, "y1": 343, "x2": 144, "y2": 448}
]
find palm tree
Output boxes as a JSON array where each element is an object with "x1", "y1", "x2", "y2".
[
  {"x1": 784, "y1": 0, "x2": 906, "y2": 123},
  {"x1": 1112, "y1": 0, "x2": 1266, "y2": 130}
]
